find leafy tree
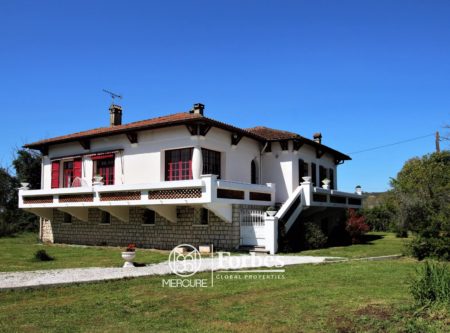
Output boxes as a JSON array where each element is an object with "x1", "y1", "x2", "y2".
[
  {"x1": 0, "y1": 168, "x2": 20, "y2": 235},
  {"x1": 13, "y1": 149, "x2": 41, "y2": 189},
  {"x1": 391, "y1": 151, "x2": 450, "y2": 260},
  {"x1": 0, "y1": 149, "x2": 42, "y2": 236},
  {"x1": 363, "y1": 191, "x2": 398, "y2": 232}
]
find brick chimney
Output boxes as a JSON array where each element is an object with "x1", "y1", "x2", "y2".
[
  {"x1": 189, "y1": 103, "x2": 204, "y2": 116},
  {"x1": 313, "y1": 132, "x2": 322, "y2": 144},
  {"x1": 109, "y1": 104, "x2": 122, "y2": 126}
]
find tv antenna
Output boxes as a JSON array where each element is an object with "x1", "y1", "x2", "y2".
[{"x1": 102, "y1": 89, "x2": 123, "y2": 104}]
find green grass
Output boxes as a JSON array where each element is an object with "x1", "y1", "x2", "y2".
[
  {"x1": 297, "y1": 232, "x2": 410, "y2": 259},
  {"x1": 0, "y1": 259, "x2": 448, "y2": 332},
  {"x1": 0, "y1": 233, "x2": 168, "y2": 272},
  {"x1": 0, "y1": 232, "x2": 408, "y2": 272},
  {"x1": 0, "y1": 232, "x2": 447, "y2": 332}
]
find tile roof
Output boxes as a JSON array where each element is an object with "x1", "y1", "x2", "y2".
[
  {"x1": 25, "y1": 112, "x2": 202, "y2": 147},
  {"x1": 246, "y1": 126, "x2": 350, "y2": 160},
  {"x1": 24, "y1": 111, "x2": 350, "y2": 160},
  {"x1": 245, "y1": 126, "x2": 302, "y2": 141}
]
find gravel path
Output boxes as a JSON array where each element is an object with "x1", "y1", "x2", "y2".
[{"x1": 0, "y1": 255, "x2": 330, "y2": 290}]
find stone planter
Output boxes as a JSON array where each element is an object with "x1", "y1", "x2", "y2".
[
  {"x1": 322, "y1": 178, "x2": 331, "y2": 190},
  {"x1": 266, "y1": 210, "x2": 277, "y2": 217},
  {"x1": 92, "y1": 176, "x2": 104, "y2": 186},
  {"x1": 302, "y1": 176, "x2": 311, "y2": 183},
  {"x1": 121, "y1": 251, "x2": 136, "y2": 268}
]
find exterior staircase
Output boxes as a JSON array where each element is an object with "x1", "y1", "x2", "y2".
[{"x1": 276, "y1": 186, "x2": 306, "y2": 233}]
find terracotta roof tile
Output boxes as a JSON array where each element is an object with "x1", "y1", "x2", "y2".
[
  {"x1": 25, "y1": 112, "x2": 202, "y2": 147},
  {"x1": 24, "y1": 111, "x2": 350, "y2": 160},
  {"x1": 245, "y1": 126, "x2": 302, "y2": 141},
  {"x1": 246, "y1": 126, "x2": 350, "y2": 160}
]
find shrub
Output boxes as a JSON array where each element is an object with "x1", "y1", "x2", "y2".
[
  {"x1": 363, "y1": 205, "x2": 395, "y2": 232},
  {"x1": 409, "y1": 236, "x2": 450, "y2": 261},
  {"x1": 304, "y1": 222, "x2": 328, "y2": 249},
  {"x1": 34, "y1": 249, "x2": 54, "y2": 261},
  {"x1": 410, "y1": 261, "x2": 450, "y2": 306},
  {"x1": 346, "y1": 209, "x2": 369, "y2": 244}
]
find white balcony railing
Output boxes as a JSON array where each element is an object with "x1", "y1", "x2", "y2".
[{"x1": 18, "y1": 175, "x2": 276, "y2": 209}]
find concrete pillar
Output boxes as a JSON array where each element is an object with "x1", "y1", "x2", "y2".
[
  {"x1": 301, "y1": 177, "x2": 312, "y2": 206},
  {"x1": 192, "y1": 145, "x2": 203, "y2": 179},
  {"x1": 265, "y1": 215, "x2": 278, "y2": 255}
]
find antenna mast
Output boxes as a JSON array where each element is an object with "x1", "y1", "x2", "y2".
[{"x1": 102, "y1": 89, "x2": 123, "y2": 104}]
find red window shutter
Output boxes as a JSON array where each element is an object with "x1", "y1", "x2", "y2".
[
  {"x1": 51, "y1": 161, "x2": 60, "y2": 188},
  {"x1": 73, "y1": 158, "x2": 82, "y2": 179}
]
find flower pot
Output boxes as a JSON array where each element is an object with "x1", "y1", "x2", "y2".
[
  {"x1": 322, "y1": 178, "x2": 331, "y2": 190},
  {"x1": 121, "y1": 251, "x2": 136, "y2": 268},
  {"x1": 92, "y1": 176, "x2": 104, "y2": 186},
  {"x1": 301, "y1": 176, "x2": 311, "y2": 183},
  {"x1": 266, "y1": 210, "x2": 277, "y2": 217}
]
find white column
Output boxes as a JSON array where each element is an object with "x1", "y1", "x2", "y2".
[
  {"x1": 192, "y1": 144, "x2": 203, "y2": 180},
  {"x1": 265, "y1": 215, "x2": 278, "y2": 255}
]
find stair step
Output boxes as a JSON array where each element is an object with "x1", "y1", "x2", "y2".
[{"x1": 239, "y1": 246, "x2": 269, "y2": 254}]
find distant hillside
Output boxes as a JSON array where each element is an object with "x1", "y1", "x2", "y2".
[{"x1": 363, "y1": 191, "x2": 392, "y2": 209}]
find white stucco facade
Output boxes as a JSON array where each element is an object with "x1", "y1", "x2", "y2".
[{"x1": 20, "y1": 107, "x2": 362, "y2": 253}]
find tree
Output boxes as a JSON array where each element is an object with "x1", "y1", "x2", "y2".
[
  {"x1": 0, "y1": 149, "x2": 42, "y2": 236},
  {"x1": 391, "y1": 151, "x2": 450, "y2": 260},
  {"x1": 0, "y1": 168, "x2": 20, "y2": 235},
  {"x1": 12, "y1": 149, "x2": 41, "y2": 189}
]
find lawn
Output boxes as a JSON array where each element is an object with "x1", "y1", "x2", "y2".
[
  {"x1": 0, "y1": 232, "x2": 408, "y2": 272},
  {"x1": 0, "y1": 259, "x2": 448, "y2": 332},
  {"x1": 0, "y1": 232, "x2": 448, "y2": 332},
  {"x1": 0, "y1": 233, "x2": 168, "y2": 272},
  {"x1": 298, "y1": 232, "x2": 410, "y2": 259}
]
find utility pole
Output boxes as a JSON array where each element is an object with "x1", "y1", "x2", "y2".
[{"x1": 435, "y1": 131, "x2": 440, "y2": 153}]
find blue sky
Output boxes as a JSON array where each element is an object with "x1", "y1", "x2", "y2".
[{"x1": 1, "y1": 0, "x2": 449, "y2": 192}]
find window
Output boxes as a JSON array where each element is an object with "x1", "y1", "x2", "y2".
[
  {"x1": 298, "y1": 159, "x2": 309, "y2": 184},
  {"x1": 251, "y1": 160, "x2": 257, "y2": 184},
  {"x1": 165, "y1": 148, "x2": 193, "y2": 181},
  {"x1": 101, "y1": 211, "x2": 111, "y2": 224},
  {"x1": 194, "y1": 208, "x2": 209, "y2": 225},
  {"x1": 202, "y1": 148, "x2": 221, "y2": 178},
  {"x1": 329, "y1": 168, "x2": 335, "y2": 190},
  {"x1": 63, "y1": 161, "x2": 74, "y2": 188},
  {"x1": 143, "y1": 210, "x2": 155, "y2": 225},
  {"x1": 319, "y1": 165, "x2": 327, "y2": 185},
  {"x1": 52, "y1": 158, "x2": 82, "y2": 188},
  {"x1": 63, "y1": 213, "x2": 72, "y2": 224},
  {"x1": 311, "y1": 163, "x2": 317, "y2": 187},
  {"x1": 95, "y1": 157, "x2": 115, "y2": 185}
]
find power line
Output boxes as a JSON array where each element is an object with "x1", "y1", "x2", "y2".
[{"x1": 348, "y1": 133, "x2": 435, "y2": 155}]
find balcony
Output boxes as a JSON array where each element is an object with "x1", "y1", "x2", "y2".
[{"x1": 19, "y1": 175, "x2": 276, "y2": 223}]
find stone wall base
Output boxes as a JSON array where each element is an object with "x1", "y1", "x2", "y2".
[{"x1": 40, "y1": 205, "x2": 265, "y2": 251}]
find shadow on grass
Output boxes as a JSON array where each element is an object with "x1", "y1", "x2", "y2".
[
  {"x1": 363, "y1": 234, "x2": 383, "y2": 243},
  {"x1": 321, "y1": 233, "x2": 384, "y2": 251}
]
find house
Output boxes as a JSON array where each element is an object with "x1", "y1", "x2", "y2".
[{"x1": 19, "y1": 103, "x2": 362, "y2": 254}]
